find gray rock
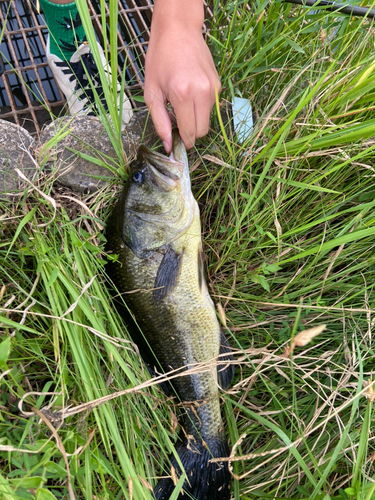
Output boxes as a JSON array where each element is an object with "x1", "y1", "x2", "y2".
[
  {"x1": 39, "y1": 110, "x2": 158, "y2": 193},
  {"x1": 0, "y1": 119, "x2": 36, "y2": 199}
]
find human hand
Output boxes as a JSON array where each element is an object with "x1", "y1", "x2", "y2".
[{"x1": 144, "y1": 0, "x2": 221, "y2": 152}]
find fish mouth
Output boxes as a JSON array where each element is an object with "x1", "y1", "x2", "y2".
[
  {"x1": 138, "y1": 131, "x2": 186, "y2": 183},
  {"x1": 139, "y1": 146, "x2": 182, "y2": 182}
]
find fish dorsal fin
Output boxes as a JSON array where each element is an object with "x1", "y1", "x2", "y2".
[
  {"x1": 198, "y1": 244, "x2": 209, "y2": 293},
  {"x1": 198, "y1": 248, "x2": 204, "y2": 292},
  {"x1": 153, "y1": 245, "x2": 183, "y2": 300},
  {"x1": 217, "y1": 329, "x2": 234, "y2": 390}
]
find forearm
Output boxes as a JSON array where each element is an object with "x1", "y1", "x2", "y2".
[{"x1": 151, "y1": 0, "x2": 205, "y2": 34}]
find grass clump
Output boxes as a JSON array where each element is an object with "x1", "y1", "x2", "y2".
[
  {"x1": 1, "y1": 1, "x2": 375, "y2": 499},
  {"x1": 0, "y1": 190, "x2": 173, "y2": 499}
]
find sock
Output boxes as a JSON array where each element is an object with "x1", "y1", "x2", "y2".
[{"x1": 39, "y1": 0, "x2": 86, "y2": 60}]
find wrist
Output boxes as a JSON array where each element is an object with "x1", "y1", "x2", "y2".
[{"x1": 152, "y1": 0, "x2": 204, "y2": 34}]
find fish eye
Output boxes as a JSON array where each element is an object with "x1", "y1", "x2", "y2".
[{"x1": 132, "y1": 171, "x2": 144, "y2": 183}]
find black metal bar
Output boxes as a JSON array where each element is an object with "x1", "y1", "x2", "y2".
[{"x1": 284, "y1": 0, "x2": 375, "y2": 18}]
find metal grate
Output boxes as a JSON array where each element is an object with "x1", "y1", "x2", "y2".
[
  {"x1": 0, "y1": 0, "x2": 216, "y2": 137},
  {"x1": 0, "y1": 0, "x2": 153, "y2": 136}
]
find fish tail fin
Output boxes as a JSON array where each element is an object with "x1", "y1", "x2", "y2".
[{"x1": 154, "y1": 437, "x2": 230, "y2": 500}]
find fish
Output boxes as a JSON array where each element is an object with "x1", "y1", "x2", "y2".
[{"x1": 105, "y1": 131, "x2": 234, "y2": 500}]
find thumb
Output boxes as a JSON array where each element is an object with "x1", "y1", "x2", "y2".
[{"x1": 145, "y1": 89, "x2": 173, "y2": 153}]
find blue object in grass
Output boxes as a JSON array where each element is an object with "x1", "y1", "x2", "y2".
[{"x1": 232, "y1": 97, "x2": 253, "y2": 143}]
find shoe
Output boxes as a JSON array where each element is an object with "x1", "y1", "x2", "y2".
[{"x1": 47, "y1": 37, "x2": 133, "y2": 129}]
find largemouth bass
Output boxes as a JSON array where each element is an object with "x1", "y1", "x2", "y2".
[{"x1": 105, "y1": 132, "x2": 234, "y2": 500}]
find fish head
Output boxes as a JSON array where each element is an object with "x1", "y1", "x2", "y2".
[{"x1": 121, "y1": 131, "x2": 195, "y2": 256}]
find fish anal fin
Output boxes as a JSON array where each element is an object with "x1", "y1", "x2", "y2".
[
  {"x1": 154, "y1": 245, "x2": 183, "y2": 300},
  {"x1": 217, "y1": 329, "x2": 234, "y2": 390},
  {"x1": 144, "y1": 362, "x2": 172, "y2": 396}
]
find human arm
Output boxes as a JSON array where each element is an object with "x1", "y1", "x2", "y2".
[{"x1": 143, "y1": 0, "x2": 221, "y2": 152}]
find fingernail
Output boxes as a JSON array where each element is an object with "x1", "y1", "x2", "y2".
[{"x1": 163, "y1": 141, "x2": 170, "y2": 153}]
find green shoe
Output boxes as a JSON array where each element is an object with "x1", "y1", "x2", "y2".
[{"x1": 47, "y1": 36, "x2": 133, "y2": 129}]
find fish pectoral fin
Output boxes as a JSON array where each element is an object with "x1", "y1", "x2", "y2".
[
  {"x1": 153, "y1": 245, "x2": 183, "y2": 300},
  {"x1": 217, "y1": 329, "x2": 234, "y2": 390}
]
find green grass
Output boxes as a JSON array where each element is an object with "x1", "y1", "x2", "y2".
[{"x1": 1, "y1": 0, "x2": 375, "y2": 499}]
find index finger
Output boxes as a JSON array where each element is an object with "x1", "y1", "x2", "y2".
[{"x1": 145, "y1": 88, "x2": 173, "y2": 152}]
